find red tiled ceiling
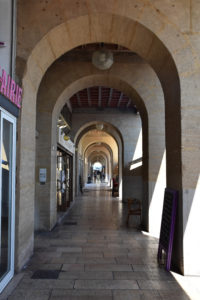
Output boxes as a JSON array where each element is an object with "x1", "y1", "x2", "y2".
[
  {"x1": 70, "y1": 86, "x2": 134, "y2": 109},
  {"x1": 101, "y1": 87, "x2": 110, "y2": 107},
  {"x1": 120, "y1": 95, "x2": 129, "y2": 108},
  {"x1": 109, "y1": 90, "x2": 121, "y2": 107},
  {"x1": 70, "y1": 94, "x2": 79, "y2": 107},
  {"x1": 90, "y1": 86, "x2": 99, "y2": 107}
]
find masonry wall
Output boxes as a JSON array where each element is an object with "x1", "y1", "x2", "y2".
[{"x1": 15, "y1": 0, "x2": 200, "y2": 275}]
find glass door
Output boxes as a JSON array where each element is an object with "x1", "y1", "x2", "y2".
[{"x1": 0, "y1": 109, "x2": 16, "y2": 293}]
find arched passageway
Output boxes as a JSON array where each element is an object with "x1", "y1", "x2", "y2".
[
  {"x1": 85, "y1": 143, "x2": 113, "y2": 185},
  {"x1": 15, "y1": 4, "x2": 200, "y2": 277},
  {"x1": 74, "y1": 123, "x2": 122, "y2": 200}
]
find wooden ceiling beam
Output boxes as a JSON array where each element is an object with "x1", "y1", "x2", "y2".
[
  {"x1": 107, "y1": 88, "x2": 113, "y2": 106},
  {"x1": 76, "y1": 92, "x2": 81, "y2": 106},
  {"x1": 117, "y1": 92, "x2": 123, "y2": 108},
  {"x1": 98, "y1": 86, "x2": 102, "y2": 107},
  {"x1": 127, "y1": 99, "x2": 132, "y2": 108},
  {"x1": 87, "y1": 88, "x2": 91, "y2": 106}
]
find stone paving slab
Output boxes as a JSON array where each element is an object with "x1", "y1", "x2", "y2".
[
  {"x1": 62, "y1": 264, "x2": 85, "y2": 272},
  {"x1": 61, "y1": 252, "x2": 104, "y2": 258},
  {"x1": 50, "y1": 245, "x2": 82, "y2": 252},
  {"x1": 49, "y1": 256, "x2": 77, "y2": 264},
  {"x1": 33, "y1": 252, "x2": 61, "y2": 258},
  {"x1": 137, "y1": 279, "x2": 182, "y2": 290},
  {"x1": 146, "y1": 270, "x2": 177, "y2": 280},
  {"x1": 50, "y1": 289, "x2": 112, "y2": 300},
  {"x1": 103, "y1": 252, "x2": 128, "y2": 258},
  {"x1": 26, "y1": 263, "x2": 62, "y2": 271},
  {"x1": 8, "y1": 289, "x2": 50, "y2": 300},
  {"x1": 83, "y1": 247, "x2": 129, "y2": 253},
  {"x1": 52, "y1": 240, "x2": 88, "y2": 247},
  {"x1": 113, "y1": 271, "x2": 149, "y2": 280},
  {"x1": 157, "y1": 289, "x2": 191, "y2": 300},
  {"x1": 76, "y1": 257, "x2": 116, "y2": 264},
  {"x1": 112, "y1": 290, "x2": 162, "y2": 300},
  {"x1": 115, "y1": 257, "x2": 145, "y2": 265},
  {"x1": 16, "y1": 278, "x2": 74, "y2": 290},
  {"x1": 59, "y1": 271, "x2": 113, "y2": 280},
  {"x1": 74, "y1": 279, "x2": 139, "y2": 289},
  {"x1": 85, "y1": 264, "x2": 133, "y2": 272}
]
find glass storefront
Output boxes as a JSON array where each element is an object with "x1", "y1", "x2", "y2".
[
  {"x1": 0, "y1": 108, "x2": 16, "y2": 293},
  {"x1": 56, "y1": 148, "x2": 73, "y2": 212}
]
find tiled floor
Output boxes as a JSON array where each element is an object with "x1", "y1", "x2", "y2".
[{"x1": 0, "y1": 184, "x2": 199, "y2": 299}]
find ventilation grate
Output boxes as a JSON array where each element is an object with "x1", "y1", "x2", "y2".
[{"x1": 31, "y1": 269, "x2": 60, "y2": 279}]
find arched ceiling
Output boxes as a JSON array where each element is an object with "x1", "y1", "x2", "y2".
[
  {"x1": 79, "y1": 129, "x2": 118, "y2": 156},
  {"x1": 86, "y1": 146, "x2": 112, "y2": 164}
]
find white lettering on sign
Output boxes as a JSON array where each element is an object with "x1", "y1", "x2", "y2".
[{"x1": 0, "y1": 66, "x2": 23, "y2": 108}]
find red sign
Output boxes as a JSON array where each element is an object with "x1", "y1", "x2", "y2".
[{"x1": 0, "y1": 66, "x2": 22, "y2": 109}]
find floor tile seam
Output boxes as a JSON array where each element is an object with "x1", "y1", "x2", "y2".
[
  {"x1": 131, "y1": 264, "x2": 135, "y2": 271},
  {"x1": 135, "y1": 279, "x2": 142, "y2": 290},
  {"x1": 73, "y1": 279, "x2": 141, "y2": 282}
]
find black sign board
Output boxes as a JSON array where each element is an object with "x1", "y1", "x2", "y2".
[{"x1": 157, "y1": 188, "x2": 178, "y2": 271}]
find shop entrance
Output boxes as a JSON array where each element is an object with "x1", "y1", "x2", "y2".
[
  {"x1": 56, "y1": 147, "x2": 73, "y2": 212},
  {"x1": 0, "y1": 108, "x2": 16, "y2": 293}
]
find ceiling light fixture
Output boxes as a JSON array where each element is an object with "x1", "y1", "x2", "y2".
[
  {"x1": 92, "y1": 49, "x2": 113, "y2": 70},
  {"x1": 96, "y1": 124, "x2": 104, "y2": 130}
]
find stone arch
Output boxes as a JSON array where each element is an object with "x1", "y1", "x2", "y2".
[
  {"x1": 46, "y1": 72, "x2": 163, "y2": 232},
  {"x1": 17, "y1": 12, "x2": 186, "y2": 273},
  {"x1": 35, "y1": 74, "x2": 152, "y2": 232},
  {"x1": 36, "y1": 60, "x2": 165, "y2": 236}
]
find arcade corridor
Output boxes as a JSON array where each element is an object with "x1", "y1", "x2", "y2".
[
  {"x1": 1, "y1": 1, "x2": 200, "y2": 297},
  {"x1": 1, "y1": 185, "x2": 199, "y2": 300}
]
